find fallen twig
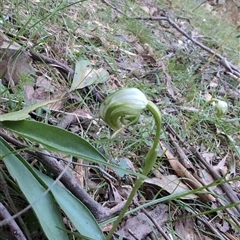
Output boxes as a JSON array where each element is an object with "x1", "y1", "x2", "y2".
[
  {"x1": 165, "y1": 124, "x2": 240, "y2": 217},
  {"x1": 139, "y1": 16, "x2": 240, "y2": 77},
  {"x1": 0, "y1": 202, "x2": 27, "y2": 240},
  {"x1": 30, "y1": 50, "x2": 74, "y2": 79},
  {"x1": 32, "y1": 150, "x2": 111, "y2": 221},
  {"x1": 101, "y1": 0, "x2": 128, "y2": 17},
  {"x1": 189, "y1": 146, "x2": 240, "y2": 216},
  {"x1": 134, "y1": 201, "x2": 171, "y2": 240}
]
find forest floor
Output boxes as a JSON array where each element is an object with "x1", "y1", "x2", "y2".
[{"x1": 0, "y1": 0, "x2": 240, "y2": 239}]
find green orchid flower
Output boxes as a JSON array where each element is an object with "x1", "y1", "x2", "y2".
[
  {"x1": 100, "y1": 88, "x2": 148, "y2": 130},
  {"x1": 100, "y1": 88, "x2": 162, "y2": 239},
  {"x1": 214, "y1": 99, "x2": 228, "y2": 117},
  {"x1": 186, "y1": 98, "x2": 228, "y2": 129}
]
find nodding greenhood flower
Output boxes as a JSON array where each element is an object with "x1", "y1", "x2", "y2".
[
  {"x1": 214, "y1": 99, "x2": 228, "y2": 117},
  {"x1": 100, "y1": 88, "x2": 148, "y2": 130},
  {"x1": 186, "y1": 98, "x2": 229, "y2": 129},
  {"x1": 100, "y1": 88, "x2": 162, "y2": 240}
]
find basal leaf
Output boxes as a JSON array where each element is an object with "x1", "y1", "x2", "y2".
[
  {"x1": 70, "y1": 59, "x2": 109, "y2": 91},
  {"x1": 1, "y1": 120, "x2": 107, "y2": 164},
  {"x1": 0, "y1": 138, "x2": 68, "y2": 240},
  {"x1": 0, "y1": 120, "x2": 143, "y2": 177},
  {"x1": 35, "y1": 170, "x2": 105, "y2": 240}
]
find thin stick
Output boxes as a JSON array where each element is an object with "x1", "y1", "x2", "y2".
[
  {"x1": 0, "y1": 202, "x2": 27, "y2": 240},
  {"x1": 0, "y1": 171, "x2": 32, "y2": 239},
  {"x1": 134, "y1": 201, "x2": 171, "y2": 240}
]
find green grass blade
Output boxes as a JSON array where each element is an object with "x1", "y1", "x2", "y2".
[{"x1": 0, "y1": 138, "x2": 68, "y2": 240}]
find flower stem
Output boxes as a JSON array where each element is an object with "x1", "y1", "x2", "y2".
[{"x1": 106, "y1": 100, "x2": 161, "y2": 240}]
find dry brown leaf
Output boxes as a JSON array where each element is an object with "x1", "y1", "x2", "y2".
[
  {"x1": 130, "y1": 41, "x2": 145, "y2": 54},
  {"x1": 216, "y1": 219, "x2": 230, "y2": 233},
  {"x1": 141, "y1": 54, "x2": 157, "y2": 66},
  {"x1": 145, "y1": 175, "x2": 198, "y2": 199},
  {"x1": 117, "y1": 55, "x2": 144, "y2": 71},
  {"x1": 174, "y1": 217, "x2": 212, "y2": 240},
  {"x1": 209, "y1": 77, "x2": 219, "y2": 88},
  {"x1": 108, "y1": 182, "x2": 132, "y2": 204},
  {"x1": 204, "y1": 92, "x2": 212, "y2": 101},
  {"x1": 160, "y1": 141, "x2": 216, "y2": 202},
  {"x1": 58, "y1": 109, "x2": 93, "y2": 129},
  {"x1": 203, "y1": 152, "x2": 230, "y2": 177},
  {"x1": 115, "y1": 185, "x2": 132, "y2": 200},
  {"x1": 23, "y1": 76, "x2": 54, "y2": 102},
  {"x1": 23, "y1": 84, "x2": 35, "y2": 102},
  {"x1": 74, "y1": 158, "x2": 85, "y2": 189},
  {"x1": 0, "y1": 31, "x2": 35, "y2": 89},
  {"x1": 140, "y1": 5, "x2": 158, "y2": 16},
  {"x1": 117, "y1": 204, "x2": 168, "y2": 240},
  {"x1": 197, "y1": 169, "x2": 215, "y2": 189}
]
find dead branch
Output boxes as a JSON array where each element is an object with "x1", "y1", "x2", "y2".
[
  {"x1": 29, "y1": 51, "x2": 74, "y2": 79},
  {"x1": 142, "y1": 16, "x2": 240, "y2": 78},
  {"x1": 0, "y1": 202, "x2": 27, "y2": 240},
  {"x1": 32, "y1": 150, "x2": 111, "y2": 222},
  {"x1": 0, "y1": 171, "x2": 32, "y2": 240},
  {"x1": 101, "y1": 0, "x2": 128, "y2": 17},
  {"x1": 165, "y1": 124, "x2": 240, "y2": 217},
  {"x1": 189, "y1": 147, "x2": 240, "y2": 216}
]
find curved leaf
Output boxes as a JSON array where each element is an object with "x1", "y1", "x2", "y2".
[
  {"x1": 1, "y1": 138, "x2": 68, "y2": 240},
  {"x1": 0, "y1": 99, "x2": 60, "y2": 121},
  {"x1": 70, "y1": 59, "x2": 109, "y2": 91},
  {"x1": 0, "y1": 120, "x2": 143, "y2": 177},
  {"x1": 1, "y1": 120, "x2": 107, "y2": 164},
  {"x1": 35, "y1": 170, "x2": 105, "y2": 240}
]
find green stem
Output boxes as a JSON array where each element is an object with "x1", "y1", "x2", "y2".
[
  {"x1": 106, "y1": 101, "x2": 161, "y2": 240},
  {"x1": 142, "y1": 101, "x2": 162, "y2": 175}
]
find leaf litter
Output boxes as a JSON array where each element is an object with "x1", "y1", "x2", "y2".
[{"x1": 1, "y1": 0, "x2": 240, "y2": 239}]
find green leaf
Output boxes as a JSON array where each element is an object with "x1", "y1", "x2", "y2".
[
  {"x1": 0, "y1": 138, "x2": 68, "y2": 240},
  {"x1": 70, "y1": 59, "x2": 109, "y2": 91},
  {"x1": 35, "y1": 170, "x2": 105, "y2": 240},
  {"x1": 0, "y1": 120, "x2": 143, "y2": 177},
  {"x1": 55, "y1": 228, "x2": 96, "y2": 240},
  {"x1": 1, "y1": 120, "x2": 107, "y2": 164},
  {"x1": 0, "y1": 99, "x2": 60, "y2": 121},
  {"x1": 111, "y1": 158, "x2": 132, "y2": 178}
]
